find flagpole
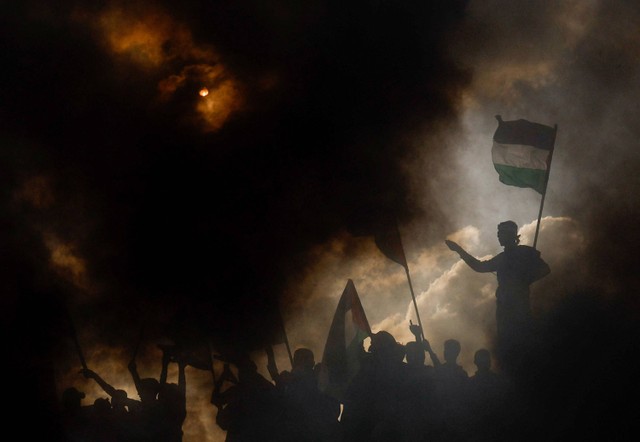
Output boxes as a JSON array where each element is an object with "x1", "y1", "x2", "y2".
[
  {"x1": 533, "y1": 123, "x2": 558, "y2": 249},
  {"x1": 283, "y1": 333, "x2": 294, "y2": 368},
  {"x1": 375, "y1": 217, "x2": 427, "y2": 340},
  {"x1": 404, "y1": 263, "x2": 426, "y2": 341},
  {"x1": 395, "y1": 220, "x2": 426, "y2": 341},
  {"x1": 276, "y1": 304, "x2": 294, "y2": 368},
  {"x1": 131, "y1": 321, "x2": 145, "y2": 362},
  {"x1": 207, "y1": 340, "x2": 217, "y2": 384},
  {"x1": 66, "y1": 309, "x2": 87, "y2": 369}
]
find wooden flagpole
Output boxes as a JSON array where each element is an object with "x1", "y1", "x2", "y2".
[
  {"x1": 207, "y1": 340, "x2": 217, "y2": 384},
  {"x1": 283, "y1": 332, "x2": 294, "y2": 368},
  {"x1": 276, "y1": 304, "x2": 294, "y2": 368},
  {"x1": 66, "y1": 310, "x2": 87, "y2": 369},
  {"x1": 533, "y1": 124, "x2": 558, "y2": 249},
  {"x1": 131, "y1": 321, "x2": 145, "y2": 362},
  {"x1": 404, "y1": 263, "x2": 426, "y2": 341},
  {"x1": 395, "y1": 220, "x2": 426, "y2": 341}
]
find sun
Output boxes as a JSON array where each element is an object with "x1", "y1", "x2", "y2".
[{"x1": 199, "y1": 87, "x2": 209, "y2": 97}]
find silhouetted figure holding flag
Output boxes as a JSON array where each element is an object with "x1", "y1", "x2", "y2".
[
  {"x1": 409, "y1": 321, "x2": 441, "y2": 368},
  {"x1": 127, "y1": 349, "x2": 169, "y2": 441},
  {"x1": 80, "y1": 367, "x2": 141, "y2": 411},
  {"x1": 210, "y1": 361, "x2": 238, "y2": 435},
  {"x1": 80, "y1": 367, "x2": 142, "y2": 441},
  {"x1": 445, "y1": 220, "x2": 550, "y2": 375},
  {"x1": 128, "y1": 359, "x2": 161, "y2": 406},
  {"x1": 156, "y1": 349, "x2": 188, "y2": 442},
  {"x1": 403, "y1": 324, "x2": 439, "y2": 441}
]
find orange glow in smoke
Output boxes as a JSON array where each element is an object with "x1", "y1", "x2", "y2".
[{"x1": 199, "y1": 87, "x2": 209, "y2": 97}]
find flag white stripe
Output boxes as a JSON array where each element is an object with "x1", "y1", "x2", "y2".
[{"x1": 492, "y1": 142, "x2": 549, "y2": 171}]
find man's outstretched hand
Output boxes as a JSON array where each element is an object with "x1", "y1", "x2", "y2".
[{"x1": 445, "y1": 239, "x2": 462, "y2": 254}]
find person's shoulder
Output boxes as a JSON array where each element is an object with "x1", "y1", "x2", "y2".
[{"x1": 516, "y1": 245, "x2": 542, "y2": 257}]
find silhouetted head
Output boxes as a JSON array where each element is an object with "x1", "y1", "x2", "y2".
[
  {"x1": 370, "y1": 331, "x2": 395, "y2": 352},
  {"x1": 234, "y1": 352, "x2": 261, "y2": 383},
  {"x1": 370, "y1": 331, "x2": 404, "y2": 362},
  {"x1": 139, "y1": 378, "x2": 160, "y2": 402},
  {"x1": 498, "y1": 220, "x2": 520, "y2": 247},
  {"x1": 474, "y1": 349, "x2": 492, "y2": 371},
  {"x1": 111, "y1": 389, "x2": 128, "y2": 411},
  {"x1": 93, "y1": 397, "x2": 111, "y2": 414},
  {"x1": 405, "y1": 341, "x2": 425, "y2": 366},
  {"x1": 62, "y1": 387, "x2": 85, "y2": 411},
  {"x1": 293, "y1": 348, "x2": 315, "y2": 372},
  {"x1": 443, "y1": 339, "x2": 461, "y2": 363}
]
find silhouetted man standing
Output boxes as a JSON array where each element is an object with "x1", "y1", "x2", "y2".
[{"x1": 445, "y1": 221, "x2": 550, "y2": 373}]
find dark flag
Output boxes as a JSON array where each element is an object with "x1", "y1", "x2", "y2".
[
  {"x1": 318, "y1": 279, "x2": 372, "y2": 402},
  {"x1": 374, "y1": 217, "x2": 408, "y2": 268},
  {"x1": 158, "y1": 339, "x2": 214, "y2": 371}
]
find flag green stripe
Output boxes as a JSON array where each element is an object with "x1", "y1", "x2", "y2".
[
  {"x1": 346, "y1": 328, "x2": 370, "y2": 352},
  {"x1": 493, "y1": 164, "x2": 547, "y2": 194}
]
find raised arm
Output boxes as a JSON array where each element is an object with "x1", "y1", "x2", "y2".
[
  {"x1": 445, "y1": 240, "x2": 497, "y2": 273},
  {"x1": 128, "y1": 359, "x2": 143, "y2": 395},
  {"x1": 177, "y1": 358, "x2": 187, "y2": 398},
  {"x1": 410, "y1": 322, "x2": 441, "y2": 367},
  {"x1": 80, "y1": 368, "x2": 117, "y2": 397},
  {"x1": 210, "y1": 363, "x2": 237, "y2": 408},
  {"x1": 409, "y1": 321, "x2": 423, "y2": 344},
  {"x1": 422, "y1": 339, "x2": 441, "y2": 368},
  {"x1": 160, "y1": 347, "x2": 171, "y2": 386}
]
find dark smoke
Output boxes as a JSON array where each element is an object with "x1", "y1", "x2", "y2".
[
  {"x1": 3, "y1": 2, "x2": 469, "y2": 437},
  {"x1": 6, "y1": 1, "x2": 640, "y2": 441}
]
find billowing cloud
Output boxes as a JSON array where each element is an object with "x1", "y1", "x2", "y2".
[{"x1": 278, "y1": 217, "x2": 586, "y2": 376}]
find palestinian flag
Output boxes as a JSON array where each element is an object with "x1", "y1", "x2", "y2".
[
  {"x1": 318, "y1": 279, "x2": 372, "y2": 402},
  {"x1": 492, "y1": 116, "x2": 556, "y2": 194}
]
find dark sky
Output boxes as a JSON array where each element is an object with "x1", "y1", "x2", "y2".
[
  {"x1": 3, "y1": 1, "x2": 640, "y2": 441},
  {"x1": 1, "y1": 0, "x2": 466, "y2": 346},
  {"x1": 2, "y1": 1, "x2": 469, "y2": 432}
]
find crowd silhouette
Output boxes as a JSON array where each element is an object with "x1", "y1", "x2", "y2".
[
  {"x1": 59, "y1": 322, "x2": 537, "y2": 442},
  {"x1": 62, "y1": 345, "x2": 187, "y2": 442},
  {"x1": 58, "y1": 220, "x2": 640, "y2": 441}
]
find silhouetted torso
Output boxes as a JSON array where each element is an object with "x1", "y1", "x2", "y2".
[
  {"x1": 467, "y1": 350, "x2": 516, "y2": 442},
  {"x1": 214, "y1": 356, "x2": 282, "y2": 442},
  {"x1": 341, "y1": 331, "x2": 407, "y2": 441},
  {"x1": 445, "y1": 222, "x2": 550, "y2": 377}
]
